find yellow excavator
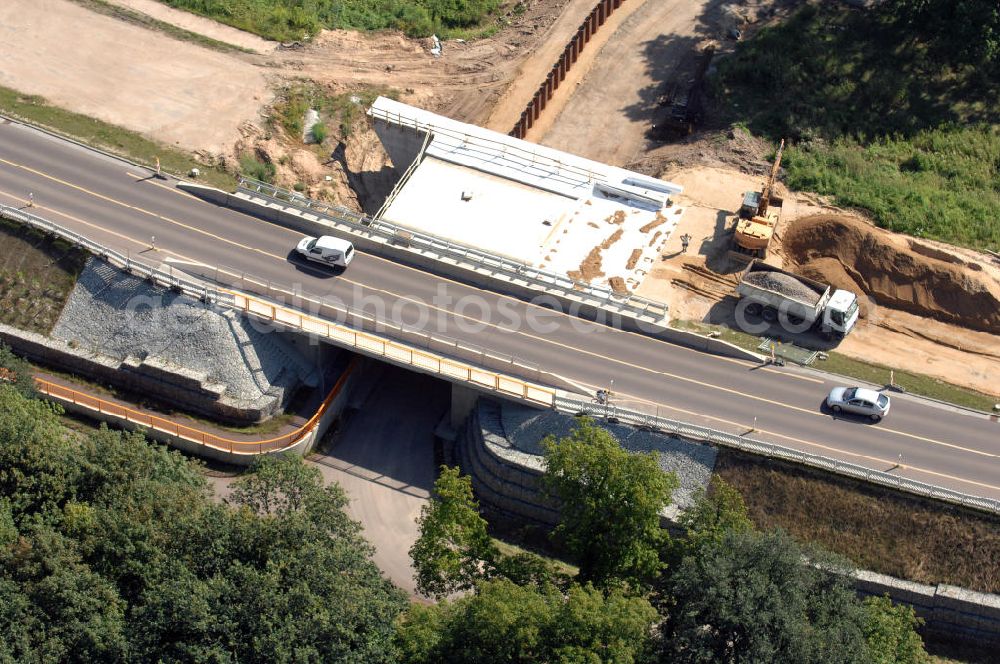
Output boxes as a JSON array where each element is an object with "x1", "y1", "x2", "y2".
[{"x1": 731, "y1": 139, "x2": 784, "y2": 262}]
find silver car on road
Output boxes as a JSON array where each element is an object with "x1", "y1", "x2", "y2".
[{"x1": 826, "y1": 387, "x2": 891, "y2": 422}]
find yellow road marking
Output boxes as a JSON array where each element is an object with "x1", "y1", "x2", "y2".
[
  {"x1": 118, "y1": 172, "x2": 822, "y2": 387},
  {"x1": 0, "y1": 188, "x2": 154, "y2": 251},
  {"x1": 1, "y1": 187, "x2": 994, "y2": 492},
  {"x1": 1, "y1": 160, "x2": 988, "y2": 460},
  {"x1": 609, "y1": 384, "x2": 995, "y2": 459},
  {"x1": 1, "y1": 157, "x2": 304, "y2": 262},
  {"x1": 569, "y1": 381, "x2": 1000, "y2": 493},
  {"x1": 13, "y1": 156, "x2": 815, "y2": 384}
]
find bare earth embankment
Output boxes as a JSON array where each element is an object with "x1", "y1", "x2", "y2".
[{"x1": 0, "y1": 0, "x2": 270, "y2": 155}]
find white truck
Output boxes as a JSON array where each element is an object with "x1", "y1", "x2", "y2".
[{"x1": 736, "y1": 260, "x2": 859, "y2": 338}]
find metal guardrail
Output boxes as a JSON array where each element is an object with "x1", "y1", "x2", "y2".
[
  {"x1": 36, "y1": 364, "x2": 355, "y2": 455},
  {"x1": 0, "y1": 204, "x2": 230, "y2": 306},
  {"x1": 374, "y1": 124, "x2": 431, "y2": 221},
  {"x1": 229, "y1": 290, "x2": 556, "y2": 406},
  {"x1": 237, "y1": 175, "x2": 670, "y2": 320},
  {"x1": 367, "y1": 104, "x2": 603, "y2": 185},
  {"x1": 1, "y1": 203, "x2": 557, "y2": 408},
  {"x1": 8, "y1": 202, "x2": 992, "y2": 509},
  {"x1": 164, "y1": 257, "x2": 550, "y2": 388},
  {"x1": 554, "y1": 395, "x2": 1000, "y2": 515}
]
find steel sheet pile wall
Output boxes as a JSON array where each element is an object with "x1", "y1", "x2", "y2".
[{"x1": 510, "y1": 0, "x2": 627, "y2": 139}]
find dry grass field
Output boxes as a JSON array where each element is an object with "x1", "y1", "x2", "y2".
[
  {"x1": 0, "y1": 218, "x2": 86, "y2": 334},
  {"x1": 715, "y1": 449, "x2": 1000, "y2": 594}
]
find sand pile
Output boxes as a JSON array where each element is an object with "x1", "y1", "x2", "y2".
[{"x1": 784, "y1": 215, "x2": 1000, "y2": 334}]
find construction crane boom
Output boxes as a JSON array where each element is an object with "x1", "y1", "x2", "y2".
[{"x1": 757, "y1": 138, "x2": 785, "y2": 217}]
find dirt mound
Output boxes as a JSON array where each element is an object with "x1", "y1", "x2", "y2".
[
  {"x1": 795, "y1": 257, "x2": 873, "y2": 319},
  {"x1": 784, "y1": 215, "x2": 1000, "y2": 334}
]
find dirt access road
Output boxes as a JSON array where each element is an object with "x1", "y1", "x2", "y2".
[
  {"x1": 0, "y1": 0, "x2": 717, "y2": 160},
  {"x1": 5, "y1": 0, "x2": 996, "y2": 400},
  {"x1": 260, "y1": 0, "x2": 596, "y2": 126},
  {"x1": 108, "y1": 0, "x2": 278, "y2": 52},
  {"x1": 0, "y1": 0, "x2": 600, "y2": 155},
  {"x1": 0, "y1": 0, "x2": 271, "y2": 155},
  {"x1": 207, "y1": 367, "x2": 448, "y2": 597},
  {"x1": 539, "y1": 0, "x2": 724, "y2": 164}
]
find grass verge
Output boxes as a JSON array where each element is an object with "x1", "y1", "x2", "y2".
[
  {"x1": 0, "y1": 218, "x2": 86, "y2": 334},
  {"x1": 711, "y1": 3, "x2": 1000, "y2": 249},
  {"x1": 0, "y1": 85, "x2": 236, "y2": 190},
  {"x1": 157, "y1": 0, "x2": 506, "y2": 42},
  {"x1": 672, "y1": 319, "x2": 997, "y2": 412},
  {"x1": 485, "y1": 511, "x2": 578, "y2": 578},
  {"x1": 492, "y1": 538, "x2": 578, "y2": 580},
  {"x1": 714, "y1": 449, "x2": 1000, "y2": 594},
  {"x1": 69, "y1": 0, "x2": 254, "y2": 54},
  {"x1": 781, "y1": 126, "x2": 1000, "y2": 249}
]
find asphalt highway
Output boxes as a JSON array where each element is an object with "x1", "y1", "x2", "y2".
[{"x1": 1, "y1": 120, "x2": 997, "y2": 499}]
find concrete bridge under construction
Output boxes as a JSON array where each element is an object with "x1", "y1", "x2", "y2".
[{"x1": 0, "y1": 110, "x2": 997, "y2": 508}]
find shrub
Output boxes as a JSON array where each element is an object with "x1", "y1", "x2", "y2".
[
  {"x1": 0, "y1": 344, "x2": 36, "y2": 399},
  {"x1": 238, "y1": 154, "x2": 276, "y2": 183},
  {"x1": 311, "y1": 121, "x2": 327, "y2": 144}
]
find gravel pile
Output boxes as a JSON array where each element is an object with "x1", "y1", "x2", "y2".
[
  {"x1": 499, "y1": 402, "x2": 716, "y2": 508},
  {"x1": 744, "y1": 269, "x2": 821, "y2": 303},
  {"x1": 52, "y1": 259, "x2": 314, "y2": 403}
]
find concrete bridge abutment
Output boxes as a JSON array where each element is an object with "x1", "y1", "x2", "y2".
[{"x1": 450, "y1": 382, "x2": 479, "y2": 430}]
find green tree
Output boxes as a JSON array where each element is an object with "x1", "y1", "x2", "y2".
[
  {"x1": 658, "y1": 529, "x2": 869, "y2": 664},
  {"x1": 0, "y1": 387, "x2": 406, "y2": 662},
  {"x1": 231, "y1": 451, "x2": 341, "y2": 515},
  {"x1": 671, "y1": 475, "x2": 754, "y2": 563},
  {"x1": 490, "y1": 548, "x2": 569, "y2": 590},
  {"x1": 542, "y1": 418, "x2": 678, "y2": 587},
  {"x1": 409, "y1": 465, "x2": 498, "y2": 598},
  {"x1": 0, "y1": 344, "x2": 36, "y2": 399},
  {"x1": 223, "y1": 455, "x2": 407, "y2": 663},
  {"x1": 862, "y1": 595, "x2": 930, "y2": 664},
  {"x1": 0, "y1": 526, "x2": 127, "y2": 663},
  {"x1": 880, "y1": 0, "x2": 1000, "y2": 69},
  {"x1": 219, "y1": 537, "x2": 407, "y2": 664},
  {"x1": 0, "y1": 385, "x2": 77, "y2": 523},
  {"x1": 394, "y1": 578, "x2": 658, "y2": 664},
  {"x1": 409, "y1": 466, "x2": 573, "y2": 598},
  {"x1": 228, "y1": 452, "x2": 366, "y2": 561},
  {"x1": 0, "y1": 498, "x2": 15, "y2": 547},
  {"x1": 128, "y1": 559, "x2": 231, "y2": 662}
]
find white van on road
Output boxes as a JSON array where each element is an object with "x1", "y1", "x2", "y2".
[{"x1": 295, "y1": 235, "x2": 355, "y2": 268}]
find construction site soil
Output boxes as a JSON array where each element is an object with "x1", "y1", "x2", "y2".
[
  {"x1": 5, "y1": 0, "x2": 998, "y2": 398},
  {"x1": 785, "y1": 215, "x2": 1000, "y2": 335}
]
